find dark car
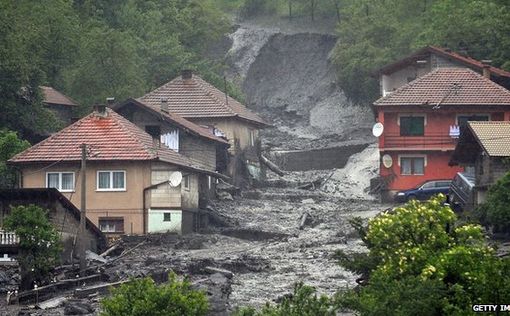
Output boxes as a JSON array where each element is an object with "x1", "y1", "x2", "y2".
[
  {"x1": 448, "y1": 172, "x2": 475, "y2": 211},
  {"x1": 394, "y1": 180, "x2": 452, "y2": 203}
]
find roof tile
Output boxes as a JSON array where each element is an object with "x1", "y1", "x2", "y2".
[
  {"x1": 468, "y1": 121, "x2": 510, "y2": 157},
  {"x1": 374, "y1": 68, "x2": 510, "y2": 106},
  {"x1": 139, "y1": 74, "x2": 267, "y2": 126},
  {"x1": 40, "y1": 86, "x2": 77, "y2": 106},
  {"x1": 9, "y1": 108, "x2": 202, "y2": 170}
]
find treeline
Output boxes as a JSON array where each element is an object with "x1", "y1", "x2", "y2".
[
  {"x1": 217, "y1": 0, "x2": 510, "y2": 104},
  {"x1": 0, "y1": 0, "x2": 233, "y2": 139}
]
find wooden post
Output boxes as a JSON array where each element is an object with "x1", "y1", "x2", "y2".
[{"x1": 79, "y1": 144, "x2": 87, "y2": 274}]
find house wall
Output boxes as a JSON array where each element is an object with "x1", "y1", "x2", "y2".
[
  {"x1": 381, "y1": 53, "x2": 477, "y2": 95},
  {"x1": 381, "y1": 65, "x2": 430, "y2": 96},
  {"x1": 476, "y1": 156, "x2": 510, "y2": 188},
  {"x1": 181, "y1": 173, "x2": 199, "y2": 211},
  {"x1": 380, "y1": 151, "x2": 463, "y2": 192},
  {"x1": 190, "y1": 117, "x2": 259, "y2": 156},
  {"x1": 148, "y1": 209, "x2": 183, "y2": 234},
  {"x1": 20, "y1": 161, "x2": 151, "y2": 236},
  {"x1": 118, "y1": 106, "x2": 217, "y2": 171},
  {"x1": 180, "y1": 134, "x2": 216, "y2": 171},
  {"x1": 149, "y1": 164, "x2": 182, "y2": 208}
]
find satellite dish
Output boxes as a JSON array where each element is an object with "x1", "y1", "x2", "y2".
[
  {"x1": 168, "y1": 171, "x2": 183, "y2": 187},
  {"x1": 382, "y1": 154, "x2": 393, "y2": 168},
  {"x1": 372, "y1": 122, "x2": 384, "y2": 137}
]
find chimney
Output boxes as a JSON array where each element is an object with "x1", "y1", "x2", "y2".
[
  {"x1": 93, "y1": 104, "x2": 107, "y2": 117},
  {"x1": 106, "y1": 97, "x2": 115, "y2": 107},
  {"x1": 160, "y1": 98, "x2": 169, "y2": 113},
  {"x1": 481, "y1": 60, "x2": 492, "y2": 79},
  {"x1": 181, "y1": 69, "x2": 193, "y2": 81}
]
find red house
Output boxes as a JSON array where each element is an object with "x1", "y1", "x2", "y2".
[{"x1": 374, "y1": 67, "x2": 510, "y2": 199}]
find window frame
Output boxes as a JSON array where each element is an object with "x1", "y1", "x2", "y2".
[
  {"x1": 455, "y1": 113, "x2": 491, "y2": 126},
  {"x1": 98, "y1": 217, "x2": 124, "y2": 233},
  {"x1": 46, "y1": 171, "x2": 75, "y2": 192},
  {"x1": 96, "y1": 170, "x2": 126, "y2": 191},
  {"x1": 163, "y1": 212, "x2": 171, "y2": 222},
  {"x1": 183, "y1": 175, "x2": 190, "y2": 191},
  {"x1": 398, "y1": 114, "x2": 426, "y2": 137},
  {"x1": 398, "y1": 155, "x2": 427, "y2": 176}
]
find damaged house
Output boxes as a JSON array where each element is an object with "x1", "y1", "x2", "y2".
[
  {"x1": 8, "y1": 106, "x2": 225, "y2": 237},
  {"x1": 449, "y1": 121, "x2": 510, "y2": 209},
  {"x1": 131, "y1": 70, "x2": 269, "y2": 185}
]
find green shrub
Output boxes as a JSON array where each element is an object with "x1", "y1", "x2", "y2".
[
  {"x1": 234, "y1": 282, "x2": 337, "y2": 316},
  {"x1": 4, "y1": 204, "x2": 61, "y2": 289},
  {"x1": 337, "y1": 195, "x2": 510, "y2": 315},
  {"x1": 476, "y1": 172, "x2": 510, "y2": 233},
  {"x1": 100, "y1": 273, "x2": 208, "y2": 316}
]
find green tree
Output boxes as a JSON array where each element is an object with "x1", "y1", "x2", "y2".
[
  {"x1": 476, "y1": 171, "x2": 510, "y2": 233},
  {"x1": 331, "y1": 0, "x2": 510, "y2": 104},
  {"x1": 100, "y1": 273, "x2": 208, "y2": 316},
  {"x1": 4, "y1": 205, "x2": 62, "y2": 290},
  {"x1": 234, "y1": 282, "x2": 337, "y2": 316},
  {"x1": 0, "y1": 130, "x2": 30, "y2": 188},
  {"x1": 0, "y1": 1, "x2": 65, "y2": 138},
  {"x1": 336, "y1": 195, "x2": 510, "y2": 315}
]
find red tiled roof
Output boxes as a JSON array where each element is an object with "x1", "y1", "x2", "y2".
[
  {"x1": 374, "y1": 68, "x2": 510, "y2": 107},
  {"x1": 116, "y1": 99, "x2": 228, "y2": 145},
  {"x1": 40, "y1": 86, "x2": 77, "y2": 106},
  {"x1": 8, "y1": 108, "x2": 203, "y2": 170},
  {"x1": 377, "y1": 46, "x2": 510, "y2": 78},
  {"x1": 138, "y1": 74, "x2": 267, "y2": 126}
]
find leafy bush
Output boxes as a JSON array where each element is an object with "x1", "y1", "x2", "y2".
[
  {"x1": 337, "y1": 195, "x2": 510, "y2": 315},
  {"x1": 476, "y1": 172, "x2": 510, "y2": 233},
  {"x1": 100, "y1": 273, "x2": 208, "y2": 316},
  {"x1": 4, "y1": 205, "x2": 61, "y2": 289},
  {"x1": 234, "y1": 282, "x2": 337, "y2": 316}
]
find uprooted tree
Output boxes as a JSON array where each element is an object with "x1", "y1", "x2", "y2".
[
  {"x1": 4, "y1": 205, "x2": 61, "y2": 290},
  {"x1": 336, "y1": 195, "x2": 510, "y2": 315}
]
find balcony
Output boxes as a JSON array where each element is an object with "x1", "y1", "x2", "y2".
[
  {"x1": 383, "y1": 133, "x2": 457, "y2": 151},
  {"x1": 0, "y1": 230, "x2": 19, "y2": 247}
]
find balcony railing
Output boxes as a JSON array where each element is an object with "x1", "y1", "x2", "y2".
[
  {"x1": 0, "y1": 230, "x2": 19, "y2": 246},
  {"x1": 384, "y1": 133, "x2": 456, "y2": 149}
]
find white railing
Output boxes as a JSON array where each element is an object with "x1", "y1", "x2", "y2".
[{"x1": 0, "y1": 230, "x2": 19, "y2": 245}]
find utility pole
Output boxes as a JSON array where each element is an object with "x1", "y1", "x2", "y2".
[{"x1": 79, "y1": 143, "x2": 87, "y2": 274}]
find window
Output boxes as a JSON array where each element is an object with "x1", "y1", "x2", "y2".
[
  {"x1": 457, "y1": 114, "x2": 489, "y2": 126},
  {"x1": 163, "y1": 212, "x2": 171, "y2": 222},
  {"x1": 46, "y1": 172, "x2": 75, "y2": 192},
  {"x1": 399, "y1": 116, "x2": 425, "y2": 136},
  {"x1": 98, "y1": 218, "x2": 124, "y2": 233},
  {"x1": 160, "y1": 130, "x2": 179, "y2": 152},
  {"x1": 183, "y1": 175, "x2": 190, "y2": 191},
  {"x1": 421, "y1": 182, "x2": 435, "y2": 189},
  {"x1": 249, "y1": 129, "x2": 256, "y2": 147},
  {"x1": 97, "y1": 171, "x2": 126, "y2": 191},
  {"x1": 400, "y1": 156, "x2": 425, "y2": 175},
  {"x1": 436, "y1": 181, "x2": 451, "y2": 188}
]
